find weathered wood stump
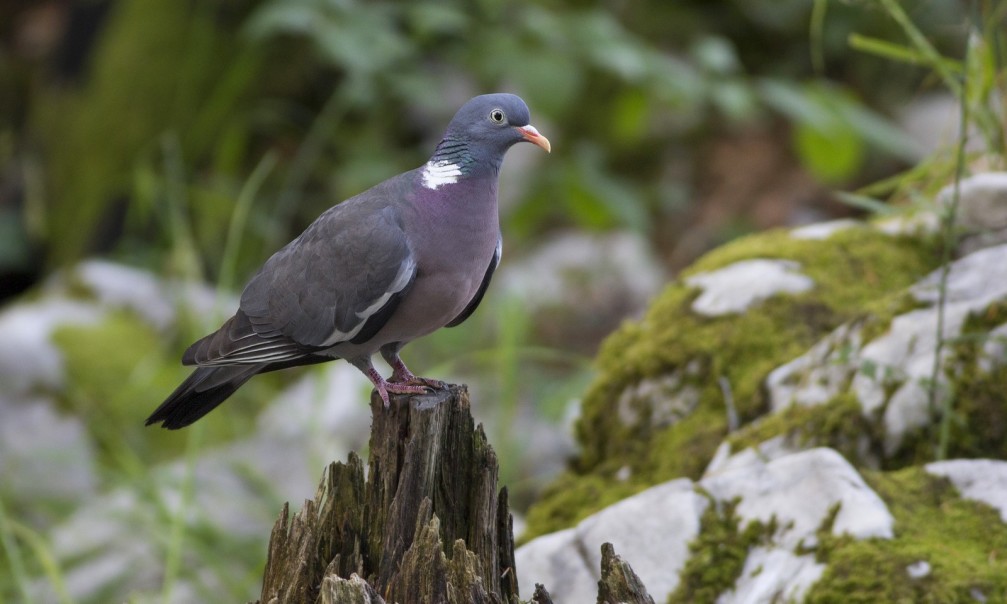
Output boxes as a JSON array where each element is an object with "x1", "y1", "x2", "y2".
[
  {"x1": 254, "y1": 383, "x2": 653, "y2": 603},
  {"x1": 256, "y1": 384, "x2": 515, "y2": 603}
]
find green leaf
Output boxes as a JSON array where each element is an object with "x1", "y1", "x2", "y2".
[{"x1": 793, "y1": 120, "x2": 864, "y2": 184}]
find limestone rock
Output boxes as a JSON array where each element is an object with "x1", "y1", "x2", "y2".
[
  {"x1": 767, "y1": 243, "x2": 1007, "y2": 456},
  {"x1": 717, "y1": 547, "x2": 824, "y2": 604},
  {"x1": 939, "y1": 172, "x2": 1007, "y2": 255},
  {"x1": 0, "y1": 298, "x2": 101, "y2": 394},
  {"x1": 615, "y1": 361, "x2": 703, "y2": 430},
  {"x1": 0, "y1": 395, "x2": 97, "y2": 512},
  {"x1": 685, "y1": 259, "x2": 814, "y2": 317},
  {"x1": 498, "y1": 230, "x2": 665, "y2": 351},
  {"x1": 926, "y1": 459, "x2": 1007, "y2": 523},
  {"x1": 789, "y1": 218, "x2": 861, "y2": 241},
  {"x1": 765, "y1": 320, "x2": 864, "y2": 413},
  {"x1": 702, "y1": 448, "x2": 894, "y2": 547},
  {"x1": 517, "y1": 479, "x2": 707, "y2": 603}
]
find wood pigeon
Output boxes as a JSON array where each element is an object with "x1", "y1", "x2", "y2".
[{"x1": 146, "y1": 93, "x2": 550, "y2": 429}]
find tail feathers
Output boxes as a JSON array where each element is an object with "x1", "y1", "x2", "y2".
[{"x1": 146, "y1": 364, "x2": 263, "y2": 429}]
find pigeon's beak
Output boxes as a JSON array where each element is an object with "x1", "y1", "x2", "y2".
[{"x1": 517, "y1": 125, "x2": 551, "y2": 153}]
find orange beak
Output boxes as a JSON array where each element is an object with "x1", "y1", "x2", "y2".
[{"x1": 517, "y1": 125, "x2": 551, "y2": 153}]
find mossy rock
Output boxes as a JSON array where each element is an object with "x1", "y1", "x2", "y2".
[
  {"x1": 524, "y1": 223, "x2": 942, "y2": 540},
  {"x1": 805, "y1": 467, "x2": 1007, "y2": 603},
  {"x1": 665, "y1": 466, "x2": 1007, "y2": 603}
]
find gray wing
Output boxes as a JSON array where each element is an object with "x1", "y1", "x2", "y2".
[
  {"x1": 446, "y1": 237, "x2": 501, "y2": 328},
  {"x1": 186, "y1": 200, "x2": 416, "y2": 366}
]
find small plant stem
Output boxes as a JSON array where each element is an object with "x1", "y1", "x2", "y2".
[
  {"x1": 877, "y1": 0, "x2": 963, "y2": 96},
  {"x1": 218, "y1": 152, "x2": 278, "y2": 294},
  {"x1": 932, "y1": 53, "x2": 972, "y2": 462}
]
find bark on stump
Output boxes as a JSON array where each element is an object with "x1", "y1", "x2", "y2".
[
  {"x1": 254, "y1": 383, "x2": 654, "y2": 603},
  {"x1": 256, "y1": 384, "x2": 517, "y2": 604}
]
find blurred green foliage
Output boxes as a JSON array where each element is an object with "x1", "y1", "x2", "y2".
[{"x1": 1, "y1": 0, "x2": 969, "y2": 281}]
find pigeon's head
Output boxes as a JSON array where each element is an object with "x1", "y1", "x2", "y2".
[{"x1": 443, "y1": 93, "x2": 551, "y2": 157}]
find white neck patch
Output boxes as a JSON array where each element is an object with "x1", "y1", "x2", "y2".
[{"x1": 421, "y1": 160, "x2": 463, "y2": 190}]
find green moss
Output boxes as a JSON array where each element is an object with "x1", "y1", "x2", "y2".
[
  {"x1": 727, "y1": 393, "x2": 881, "y2": 467},
  {"x1": 668, "y1": 494, "x2": 777, "y2": 604},
  {"x1": 920, "y1": 307, "x2": 1007, "y2": 462},
  {"x1": 805, "y1": 467, "x2": 1007, "y2": 603},
  {"x1": 525, "y1": 226, "x2": 940, "y2": 538},
  {"x1": 51, "y1": 311, "x2": 283, "y2": 466}
]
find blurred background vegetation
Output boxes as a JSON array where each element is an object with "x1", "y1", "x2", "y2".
[
  {"x1": 1, "y1": 0, "x2": 1002, "y2": 601},
  {"x1": 1, "y1": 0, "x2": 970, "y2": 289}
]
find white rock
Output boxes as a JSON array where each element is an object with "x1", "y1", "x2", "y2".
[
  {"x1": 851, "y1": 307, "x2": 952, "y2": 417},
  {"x1": 896, "y1": 93, "x2": 977, "y2": 161},
  {"x1": 717, "y1": 547, "x2": 825, "y2": 604},
  {"x1": 978, "y1": 322, "x2": 1007, "y2": 373},
  {"x1": 766, "y1": 321, "x2": 863, "y2": 412},
  {"x1": 703, "y1": 436, "x2": 798, "y2": 478},
  {"x1": 0, "y1": 396, "x2": 97, "y2": 504},
  {"x1": 498, "y1": 230, "x2": 665, "y2": 317},
  {"x1": 515, "y1": 529, "x2": 597, "y2": 604},
  {"x1": 686, "y1": 259, "x2": 814, "y2": 317},
  {"x1": 616, "y1": 362, "x2": 702, "y2": 429},
  {"x1": 516, "y1": 479, "x2": 708, "y2": 603},
  {"x1": 906, "y1": 560, "x2": 932, "y2": 579},
  {"x1": 701, "y1": 448, "x2": 894, "y2": 550},
  {"x1": 938, "y1": 172, "x2": 1007, "y2": 232},
  {"x1": 926, "y1": 459, "x2": 1007, "y2": 523},
  {"x1": 910, "y1": 244, "x2": 1007, "y2": 306},
  {"x1": 703, "y1": 448, "x2": 893, "y2": 601},
  {"x1": 70, "y1": 260, "x2": 179, "y2": 330},
  {"x1": 881, "y1": 380, "x2": 939, "y2": 456},
  {"x1": 790, "y1": 219, "x2": 862, "y2": 240},
  {"x1": 576, "y1": 479, "x2": 707, "y2": 599},
  {"x1": 875, "y1": 211, "x2": 941, "y2": 237},
  {"x1": 0, "y1": 298, "x2": 102, "y2": 394},
  {"x1": 43, "y1": 260, "x2": 228, "y2": 332},
  {"x1": 855, "y1": 245, "x2": 1007, "y2": 450}
]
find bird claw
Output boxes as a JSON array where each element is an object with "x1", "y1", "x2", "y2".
[
  {"x1": 388, "y1": 366, "x2": 445, "y2": 391},
  {"x1": 376, "y1": 381, "x2": 433, "y2": 408}
]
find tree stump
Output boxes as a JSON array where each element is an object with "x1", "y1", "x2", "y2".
[
  {"x1": 253, "y1": 383, "x2": 653, "y2": 603},
  {"x1": 256, "y1": 384, "x2": 517, "y2": 603}
]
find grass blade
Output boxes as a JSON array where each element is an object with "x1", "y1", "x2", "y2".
[{"x1": 832, "y1": 191, "x2": 898, "y2": 215}]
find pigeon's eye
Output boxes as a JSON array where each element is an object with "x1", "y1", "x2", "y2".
[{"x1": 489, "y1": 109, "x2": 505, "y2": 124}]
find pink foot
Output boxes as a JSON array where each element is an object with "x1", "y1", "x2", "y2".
[
  {"x1": 351, "y1": 357, "x2": 431, "y2": 408},
  {"x1": 383, "y1": 351, "x2": 446, "y2": 390},
  {"x1": 375, "y1": 380, "x2": 429, "y2": 407}
]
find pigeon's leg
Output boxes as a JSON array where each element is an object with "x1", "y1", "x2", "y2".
[
  {"x1": 380, "y1": 343, "x2": 447, "y2": 389},
  {"x1": 348, "y1": 356, "x2": 426, "y2": 407}
]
